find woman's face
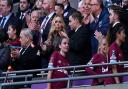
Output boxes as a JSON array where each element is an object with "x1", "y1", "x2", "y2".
[
  {"x1": 99, "y1": 38, "x2": 107, "y2": 54},
  {"x1": 59, "y1": 38, "x2": 69, "y2": 53},
  {"x1": 7, "y1": 25, "x2": 16, "y2": 39},
  {"x1": 53, "y1": 16, "x2": 64, "y2": 30},
  {"x1": 117, "y1": 30, "x2": 126, "y2": 43}
]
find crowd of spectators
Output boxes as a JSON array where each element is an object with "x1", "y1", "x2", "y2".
[{"x1": 0, "y1": 0, "x2": 128, "y2": 89}]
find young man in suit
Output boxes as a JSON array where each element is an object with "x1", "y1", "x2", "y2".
[
  {"x1": 68, "y1": 11, "x2": 92, "y2": 66},
  {"x1": 16, "y1": 0, "x2": 31, "y2": 29}
]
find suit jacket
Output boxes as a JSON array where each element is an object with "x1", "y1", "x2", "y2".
[
  {"x1": 40, "y1": 13, "x2": 56, "y2": 42},
  {"x1": 11, "y1": 45, "x2": 42, "y2": 70},
  {"x1": 0, "y1": 13, "x2": 19, "y2": 33},
  {"x1": 0, "y1": 44, "x2": 10, "y2": 71},
  {"x1": 68, "y1": 25, "x2": 92, "y2": 66},
  {"x1": 63, "y1": 3, "x2": 76, "y2": 25},
  {"x1": 16, "y1": 10, "x2": 28, "y2": 29},
  {"x1": 90, "y1": 7, "x2": 110, "y2": 36},
  {"x1": 90, "y1": 7, "x2": 109, "y2": 54}
]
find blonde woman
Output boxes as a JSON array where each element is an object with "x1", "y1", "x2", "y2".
[
  {"x1": 85, "y1": 33, "x2": 109, "y2": 85},
  {"x1": 41, "y1": 15, "x2": 68, "y2": 51}
]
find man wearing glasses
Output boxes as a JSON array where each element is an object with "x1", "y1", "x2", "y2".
[{"x1": 89, "y1": 0, "x2": 110, "y2": 55}]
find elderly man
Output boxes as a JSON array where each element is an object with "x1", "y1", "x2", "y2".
[
  {"x1": 10, "y1": 28, "x2": 42, "y2": 70},
  {"x1": 90, "y1": 0, "x2": 109, "y2": 55}
]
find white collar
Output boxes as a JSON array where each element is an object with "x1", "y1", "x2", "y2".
[
  {"x1": 113, "y1": 21, "x2": 120, "y2": 27},
  {"x1": 75, "y1": 25, "x2": 82, "y2": 32},
  {"x1": 48, "y1": 12, "x2": 55, "y2": 19},
  {"x1": 4, "y1": 13, "x2": 12, "y2": 20},
  {"x1": 64, "y1": 4, "x2": 68, "y2": 10}
]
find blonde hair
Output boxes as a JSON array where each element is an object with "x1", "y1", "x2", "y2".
[
  {"x1": 48, "y1": 15, "x2": 66, "y2": 41},
  {"x1": 97, "y1": 36, "x2": 108, "y2": 56}
]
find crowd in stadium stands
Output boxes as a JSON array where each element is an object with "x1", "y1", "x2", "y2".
[{"x1": 0, "y1": 0, "x2": 128, "y2": 89}]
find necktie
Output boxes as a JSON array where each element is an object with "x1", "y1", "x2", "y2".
[
  {"x1": 1, "y1": 17, "x2": 6, "y2": 28},
  {"x1": 20, "y1": 13, "x2": 24, "y2": 20},
  {"x1": 41, "y1": 16, "x2": 49, "y2": 32},
  {"x1": 40, "y1": 16, "x2": 49, "y2": 42}
]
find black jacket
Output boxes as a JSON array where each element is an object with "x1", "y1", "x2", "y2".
[
  {"x1": 11, "y1": 45, "x2": 42, "y2": 70},
  {"x1": 68, "y1": 25, "x2": 92, "y2": 66},
  {"x1": 0, "y1": 44, "x2": 10, "y2": 71}
]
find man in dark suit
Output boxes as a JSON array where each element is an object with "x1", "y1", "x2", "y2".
[
  {"x1": 0, "y1": 0, "x2": 19, "y2": 33},
  {"x1": 68, "y1": 11, "x2": 92, "y2": 66},
  {"x1": 58, "y1": 0, "x2": 76, "y2": 25},
  {"x1": 16, "y1": 0, "x2": 31, "y2": 29},
  {"x1": 40, "y1": 0, "x2": 56, "y2": 42},
  {"x1": 10, "y1": 28, "x2": 42, "y2": 70}
]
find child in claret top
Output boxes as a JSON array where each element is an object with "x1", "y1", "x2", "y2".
[
  {"x1": 85, "y1": 32, "x2": 109, "y2": 86},
  {"x1": 47, "y1": 37, "x2": 70, "y2": 89},
  {"x1": 6, "y1": 24, "x2": 21, "y2": 46}
]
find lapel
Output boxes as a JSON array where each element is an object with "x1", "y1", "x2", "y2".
[{"x1": 4, "y1": 14, "x2": 13, "y2": 29}]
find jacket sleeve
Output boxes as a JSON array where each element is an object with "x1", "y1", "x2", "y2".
[{"x1": 0, "y1": 46, "x2": 10, "y2": 71}]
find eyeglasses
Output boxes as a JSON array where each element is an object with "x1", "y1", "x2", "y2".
[
  {"x1": 84, "y1": 3, "x2": 91, "y2": 6},
  {"x1": 90, "y1": 3, "x2": 99, "y2": 6}
]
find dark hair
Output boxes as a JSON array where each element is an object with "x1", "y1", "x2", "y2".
[
  {"x1": 0, "y1": 29, "x2": 8, "y2": 43},
  {"x1": 109, "y1": 5, "x2": 128, "y2": 29},
  {"x1": 55, "y1": 36, "x2": 68, "y2": 51},
  {"x1": 115, "y1": 25, "x2": 125, "y2": 34},
  {"x1": 71, "y1": 11, "x2": 83, "y2": 24},
  {"x1": 8, "y1": 24, "x2": 20, "y2": 38},
  {"x1": 7, "y1": 0, "x2": 13, "y2": 12},
  {"x1": 109, "y1": 5, "x2": 124, "y2": 21},
  {"x1": 55, "y1": 3, "x2": 64, "y2": 10},
  {"x1": 20, "y1": 0, "x2": 30, "y2": 3}
]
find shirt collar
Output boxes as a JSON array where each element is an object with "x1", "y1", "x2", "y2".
[
  {"x1": 75, "y1": 25, "x2": 82, "y2": 32},
  {"x1": 113, "y1": 21, "x2": 120, "y2": 27},
  {"x1": 64, "y1": 4, "x2": 68, "y2": 10},
  {"x1": 4, "y1": 13, "x2": 12, "y2": 20},
  {"x1": 48, "y1": 12, "x2": 55, "y2": 19}
]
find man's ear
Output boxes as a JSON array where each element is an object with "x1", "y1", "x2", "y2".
[{"x1": 114, "y1": 13, "x2": 119, "y2": 20}]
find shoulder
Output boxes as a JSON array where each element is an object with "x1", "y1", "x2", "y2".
[
  {"x1": 93, "y1": 53, "x2": 105, "y2": 60},
  {"x1": 108, "y1": 42, "x2": 118, "y2": 56},
  {"x1": 109, "y1": 42, "x2": 117, "y2": 51},
  {"x1": 51, "y1": 51, "x2": 60, "y2": 57},
  {"x1": 49, "y1": 51, "x2": 59, "y2": 62},
  {"x1": 92, "y1": 53, "x2": 105, "y2": 63}
]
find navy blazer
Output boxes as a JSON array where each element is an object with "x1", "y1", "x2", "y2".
[
  {"x1": 0, "y1": 13, "x2": 19, "y2": 33},
  {"x1": 90, "y1": 7, "x2": 110, "y2": 36},
  {"x1": 40, "y1": 13, "x2": 56, "y2": 42},
  {"x1": 90, "y1": 7, "x2": 109, "y2": 55},
  {"x1": 63, "y1": 3, "x2": 76, "y2": 25}
]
